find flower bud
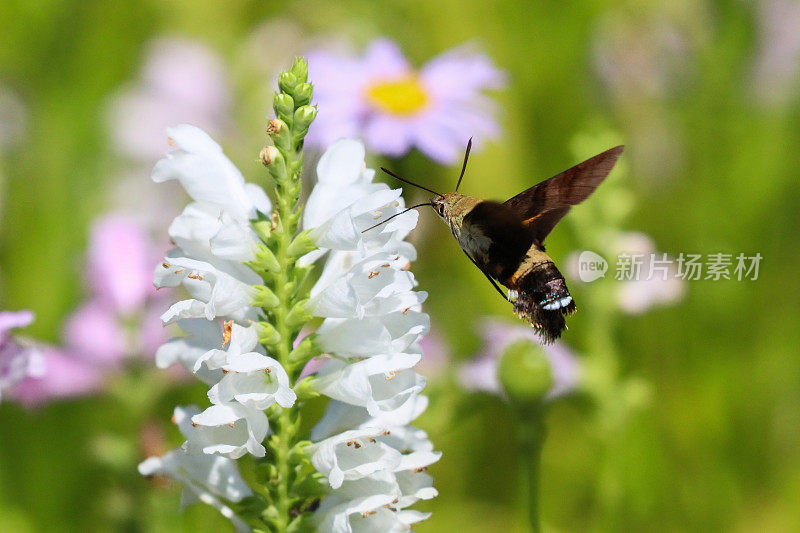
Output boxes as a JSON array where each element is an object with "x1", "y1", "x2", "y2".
[
  {"x1": 292, "y1": 82, "x2": 313, "y2": 107},
  {"x1": 290, "y1": 57, "x2": 308, "y2": 83},
  {"x1": 292, "y1": 105, "x2": 318, "y2": 143},
  {"x1": 278, "y1": 71, "x2": 298, "y2": 95},
  {"x1": 252, "y1": 219, "x2": 272, "y2": 242},
  {"x1": 289, "y1": 336, "x2": 320, "y2": 365},
  {"x1": 286, "y1": 230, "x2": 316, "y2": 258},
  {"x1": 286, "y1": 299, "x2": 312, "y2": 328},
  {"x1": 257, "y1": 322, "x2": 282, "y2": 346},
  {"x1": 259, "y1": 145, "x2": 281, "y2": 166},
  {"x1": 273, "y1": 92, "x2": 295, "y2": 124},
  {"x1": 252, "y1": 244, "x2": 281, "y2": 273},
  {"x1": 293, "y1": 377, "x2": 321, "y2": 401},
  {"x1": 253, "y1": 285, "x2": 280, "y2": 308},
  {"x1": 267, "y1": 119, "x2": 291, "y2": 150},
  {"x1": 497, "y1": 339, "x2": 553, "y2": 405}
]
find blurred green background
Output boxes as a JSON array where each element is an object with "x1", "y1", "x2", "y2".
[{"x1": 1, "y1": 0, "x2": 799, "y2": 531}]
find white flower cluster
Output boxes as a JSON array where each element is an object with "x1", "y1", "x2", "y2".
[
  {"x1": 140, "y1": 125, "x2": 296, "y2": 519},
  {"x1": 302, "y1": 140, "x2": 440, "y2": 532},
  {"x1": 138, "y1": 406, "x2": 253, "y2": 532}
]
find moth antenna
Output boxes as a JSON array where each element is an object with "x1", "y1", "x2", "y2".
[
  {"x1": 454, "y1": 137, "x2": 473, "y2": 192},
  {"x1": 361, "y1": 203, "x2": 433, "y2": 233},
  {"x1": 380, "y1": 167, "x2": 443, "y2": 197}
]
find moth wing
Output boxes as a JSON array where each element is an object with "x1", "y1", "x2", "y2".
[
  {"x1": 503, "y1": 145, "x2": 624, "y2": 242},
  {"x1": 461, "y1": 201, "x2": 537, "y2": 281}
]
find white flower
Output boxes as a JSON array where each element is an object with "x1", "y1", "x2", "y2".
[
  {"x1": 192, "y1": 321, "x2": 263, "y2": 371},
  {"x1": 156, "y1": 254, "x2": 259, "y2": 323},
  {"x1": 302, "y1": 139, "x2": 437, "y2": 531},
  {"x1": 310, "y1": 188, "x2": 415, "y2": 253},
  {"x1": 153, "y1": 124, "x2": 269, "y2": 221},
  {"x1": 311, "y1": 396, "x2": 429, "y2": 443},
  {"x1": 149, "y1": 126, "x2": 296, "y2": 467},
  {"x1": 185, "y1": 402, "x2": 269, "y2": 459},
  {"x1": 308, "y1": 428, "x2": 402, "y2": 489},
  {"x1": 308, "y1": 252, "x2": 426, "y2": 320},
  {"x1": 313, "y1": 355, "x2": 425, "y2": 417},
  {"x1": 303, "y1": 139, "x2": 385, "y2": 232},
  {"x1": 138, "y1": 406, "x2": 252, "y2": 532},
  {"x1": 207, "y1": 352, "x2": 296, "y2": 410},
  {"x1": 168, "y1": 202, "x2": 261, "y2": 263},
  {"x1": 315, "y1": 472, "x2": 401, "y2": 533},
  {"x1": 152, "y1": 125, "x2": 268, "y2": 325},
  {"x1": 301, "y1": 139, "x2": 418, "y2": 269},
  {"x1": 314, "y1": 470, "x2": 434, "y2": 533},
  {"x1": 155, "y1": 318, "x2": 225, "y2": 384},
  {"x1": 315, "y1": 311, "x2": 428, "y2": 357}
]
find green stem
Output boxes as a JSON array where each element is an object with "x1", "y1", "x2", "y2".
[
  {"x1": 269, "y1": 142, "x2": 302, "y2": 533},
  {"x1": 514, "y1": 405, "x2": 546, "y2": 533},
  {"x1": 249, "y1": 57, "x2": 319, "y2": 532}
]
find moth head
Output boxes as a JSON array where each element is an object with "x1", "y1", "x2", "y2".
[{"x1": 431, "y1": 195, "x2": 446, "y2": 218}]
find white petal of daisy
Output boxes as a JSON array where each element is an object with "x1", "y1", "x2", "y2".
[
  {"x1": 185, "y1": 402, "x2": 268, "y2": 459},
  {"x1": 308, "y1": 428, "x2": 402, "y2": 489},
  {"x1": 152, "y1": 124, "x2": 270, "y2": 221}
]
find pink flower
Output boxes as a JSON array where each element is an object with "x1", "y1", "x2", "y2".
[
  {"x1": 307, "y1": 39, "x2": 505, "y2": 163},
  {"x1": 0, "y1": 310, "x2": 44, "y2": 402},
  {"x1": 459, "y1": 319, "x2": 579, "y2": 400},
  {"x1": 108, "y1": 38, "x2": 230, "y2": 161},
  {"x1": 89, "y1": 215, "x2": 160, "y2": 314},
  {"x1": 417, "y1": 329, "x2": 449, "y2": 378},
  {"x1": 611, "y1": 232, "x2": 685, "y2": 315},
  {"x1": 76, "y1": 215, "x2": 170, "y2": 360},
  {"x1": 752, "y1": 0, "x2": 800, "y2": 106},
  {"x1": 9, "y1": 215, "x2": 173, "y2": 406},
  {"x1": 11, "y1": 347, "x2": 102, "y2": 407}
]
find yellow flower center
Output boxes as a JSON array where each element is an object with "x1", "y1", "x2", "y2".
[{"x1": 365, "y1": 76, "x2": 429, "y2": 116}]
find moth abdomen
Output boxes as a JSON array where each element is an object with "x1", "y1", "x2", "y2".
[{"x1": 509, "y1": 261, "x2": 576, "y2": 343}]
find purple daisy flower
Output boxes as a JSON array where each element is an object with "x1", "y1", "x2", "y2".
[{"x1": 307, "y1": 38, "x2": 505, "y2": 163}]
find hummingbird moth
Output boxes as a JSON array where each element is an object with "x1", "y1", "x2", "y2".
[{"x1": 368, "y1": 140, "x2": 624, "y2": 343}]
